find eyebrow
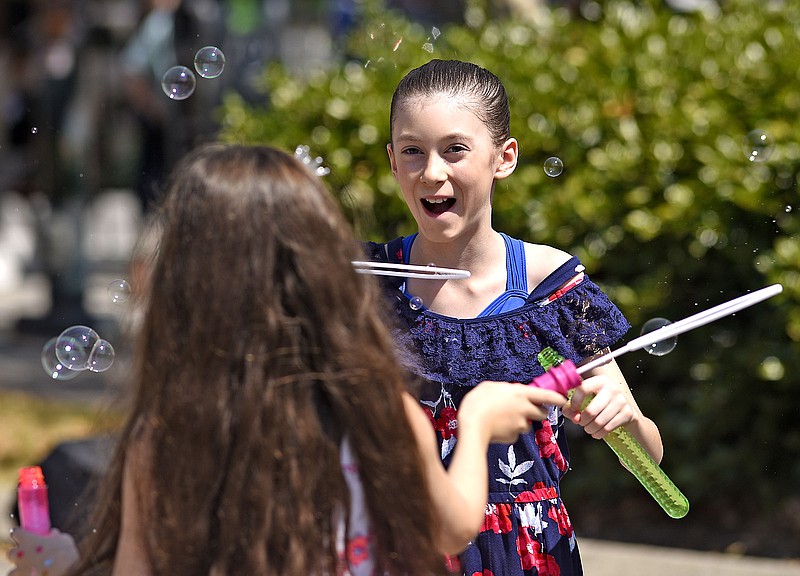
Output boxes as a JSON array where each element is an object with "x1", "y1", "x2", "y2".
[{"x1": 394, "y1": 132, "x2": 474, "y2": 143}]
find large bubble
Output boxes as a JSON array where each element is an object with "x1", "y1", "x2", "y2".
[
  {"x1": 640, "y1": 317, "x2": 677, "y2": 356},
  {"x1": 161, "y1": 66, "x2": 196, "y2": 100},
  {"x1": 41, "y1": 337, "x2": 80, "y2": 381},
  {"x1": 55, "y1": 325, "x2": 100, "y2": 371},
  {"x1": 194, "y1": 46, "x2": 226, "y2": 79}
]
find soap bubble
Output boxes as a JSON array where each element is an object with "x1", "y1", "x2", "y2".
[
  {"x1": 640, "y1": 317, "x2": 677, "y2": 356},
  {"x1": 409, "y1": 296, "x2": 424, "y2": 311},
  {"x1": 422, "y1": 26, "x2": 441, "y2": 53},
  {"x1": 294, "y1": 144, "x2": 330, "y2": 176},
  {"x1": 743, "y1": 129, "x2": 774, "y2": 162},
  {"x1": 161, "y1": 66, "x2": 196, "y2": 100},
  {"x1": 543, "y1": 156, "x2": 564, "y2": 177},
  {"x1": 55, "y1": 325, "x2": 100, "y2": 370},
  {"x1": 108, "y1": 279, "x2": 131, "y2": 303},
  {"x1": 41, "y1": 337, "x2": 80, "y2": 381},
  {"x1": 194, "y1": 46, "x2": 226, "y2": 78},
  {"x1": 87, "y1": 339, "x2": 115, "y2": 373}
]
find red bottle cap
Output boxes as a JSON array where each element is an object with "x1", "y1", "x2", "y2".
[{"x1": 18, "y1": 466, "x2": 46, "y2": 490}]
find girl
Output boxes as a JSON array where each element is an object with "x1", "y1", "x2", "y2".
[
  {"x1": 8, "y1": 143, "x2": 566, "y2": 576},
  {"x1": 365, "y1": 59, "x2": 664, "y2": 575}
]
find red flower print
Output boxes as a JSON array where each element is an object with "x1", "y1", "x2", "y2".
[
  {"x1": 471, "y1": 571, "x2": 495, "y2": 576},
  {"x1": 534, "y1": 420, "x2": 566, "y2": 471},
  {"x1": 547, "y1": 502, "x2": 573, "y2": 538},
  {"x1": 346, "y1": 535, "x2": 371, "y2": 567},
  {"x1": 516, "y1": 525, "x2": 537, "y2": 571},
  {"x1": 533, "y1": 549, "x2": 560, "y2": 576},
  {"x1": 434, "y1": 407, "x2": 458, "y2": 439},
  {"x1": 481, "y1": 503, "x2": 513, "y2": 534},
  {"x1": 425, "y1": 407, "x2": 436, "y2": 427}
]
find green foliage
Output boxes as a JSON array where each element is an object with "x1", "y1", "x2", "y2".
[{"x1": 220, "y1": 0, "x2": 800, "y2": 508}]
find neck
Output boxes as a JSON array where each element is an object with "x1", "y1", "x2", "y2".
[{"x1": 410, "y1": 228, "x2": 504, "y2": 275}]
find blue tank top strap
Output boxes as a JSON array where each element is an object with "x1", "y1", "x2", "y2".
[
  {"x1": 400, "y1": 234, "x2": 416, "y2": 264},
  {"x1": 501, "y1": 233, "x2": 528, "y2": 292},
  {"x1": 476, "y1": 234, "x2": 529, "y2": 317}
]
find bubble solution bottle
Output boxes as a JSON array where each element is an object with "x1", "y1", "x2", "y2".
[
  {"x1": 17, "y1": 465, "x2": 52, "y2": 535},
  {"x1": 531, "y1": 348, "x2": 690, "y2": 519}
]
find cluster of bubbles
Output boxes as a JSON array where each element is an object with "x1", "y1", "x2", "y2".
[
  {"x1": 41, "y1": 326, "x2": 115, "y2": 381},
  {"x1": 365, "y1": 26, "x2": 442, "y2": 70},
  {"x1": 543, "y1": 156, "x2": 564, "y2": 178},
  {"x1": 39, "y1": 279, "x2": 130, "y2": 380},
  {"x1": 294, "y1": 145, "x2": 331, "y2": 176},
  {"x1": 422, "y1": 27, "x2": 441, "y2": 54},
  {"x1": 161, "y1": 46, "x2": 226, "y2": 101},
  {"x1": 640, "y1": 317, "x2": 677, "y2": 356}
]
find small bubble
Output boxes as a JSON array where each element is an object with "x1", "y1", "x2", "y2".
[
  {"x1": 743, "y1": 129, "x2": 774, "y2": 162},
  {"x1": 409, "y1": 296, "x2": 424, "y2": 311},
  {"x1": 194, "y1": 46, "x2": 226, "y2": 78},
  {"x1": 640, "y1": 317, "x2": 677, "y2": 356},
  {"x1": 41, "y1": 337, "x2": 80, "y2": 381},
  {"x1": 108, "y1": 279, "x2": 131, "y2": 303},
  {"x1": 161, "y1": 66, "x2": 196, "y2": 100},
  {"x1": 543, "y1": 156, "x2": 564, "y2": 177},
  {"x1": 55, "y1": 325, "x2": 100, "y2": 371},
  {"x1": 786, "y1": 205, "x2": 793, "y2": 213},
  {"x1": 31, "y1": 127, "x2": 38, "y2": 134},
  {"x1": 88, "y1": 339, "x2": 115, "y2": 373}
]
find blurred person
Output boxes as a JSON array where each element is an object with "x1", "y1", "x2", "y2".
[
  {"x1": 8, "y1": 143, "x2": 566, "y2": 575},
  {"x1": 120, "y1": 0, "x2": 224, "y2": 212}
]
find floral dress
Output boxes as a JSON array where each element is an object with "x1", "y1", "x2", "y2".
[{"x1": 364, "y1": 235, "x2": 631, "y2": 576}]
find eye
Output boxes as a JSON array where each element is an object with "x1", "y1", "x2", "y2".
[
  {"x1": 445, "y1": 143, "x2": 469, "y2": 154},
  {"x1": 401, "y1": 146, "x2": 423, "y2": 155}
]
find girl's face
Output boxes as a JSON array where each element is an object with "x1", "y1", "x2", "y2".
[{"x1": 388, "y1": 95, "x2": 517, "y2": 244}]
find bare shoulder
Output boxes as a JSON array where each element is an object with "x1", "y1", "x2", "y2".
[{"x1": 523, "y1": 243, "x2": 575, "y2": 286}]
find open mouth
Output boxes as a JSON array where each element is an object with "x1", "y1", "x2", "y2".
[{"x1": 421, "y1": 197, "x2": 456, "y2": 215}]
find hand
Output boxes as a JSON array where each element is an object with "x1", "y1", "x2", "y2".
[
  {"x1": 7, "y1": 527, "x2": 79, "y2": 576},
  {"x1": 459, "y1": 381, "x2": 567, "y2": 444},
  {"x1": 563, "y1": 373, "x2": 639, "y2": 439}
]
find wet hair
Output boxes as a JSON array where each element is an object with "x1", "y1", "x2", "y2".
[
  {"x1": 67, "y1": 144, "x2": 446, "y2": 575},
  {"x1": 390, "y1": 59, "x2": 511, "y2": 148}
]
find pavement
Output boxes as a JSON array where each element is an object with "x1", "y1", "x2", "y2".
[{"x1": 1, "y1": 189, "x2": 800, "y2": 575}]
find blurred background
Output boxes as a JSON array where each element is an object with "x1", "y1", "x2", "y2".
[{"x1": 0, "y1": 0, "x2": 798, "y2": 563}]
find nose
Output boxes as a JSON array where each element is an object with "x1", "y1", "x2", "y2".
[{"x1": 420, "y1": 153, "x2": 447, "y2": 186}]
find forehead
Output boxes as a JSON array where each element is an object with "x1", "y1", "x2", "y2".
[{"x1": 392, "y1": 94, "x2": 489, "y2": 136}]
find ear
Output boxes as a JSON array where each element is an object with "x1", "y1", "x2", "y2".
[
  {"x1": 387, "y1": 143, "x2": 399, "y2": 178},
  {"x1": 494, "y1": 138, "x2": 518, "y2": 180}
]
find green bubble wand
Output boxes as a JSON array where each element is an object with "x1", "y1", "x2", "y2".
[{"x1": 530, "y1": 284, "x2": 783, "y2": 519}]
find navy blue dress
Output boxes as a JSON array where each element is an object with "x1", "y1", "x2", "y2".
[{"x1": 365, "y1": 235, "x2": 631, "y2": 576}]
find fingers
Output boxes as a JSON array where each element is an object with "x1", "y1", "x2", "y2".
[{"x1": 567, "y1": 376, "x2": 637, "y2": 439}]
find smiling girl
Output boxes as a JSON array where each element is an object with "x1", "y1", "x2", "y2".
[{"x1": 365, "y1": 59, "x2": 664, "y2": 576}]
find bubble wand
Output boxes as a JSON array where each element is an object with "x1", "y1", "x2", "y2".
[{"x1": 530, "y1": 284, "x2": 783, "y2": 519}]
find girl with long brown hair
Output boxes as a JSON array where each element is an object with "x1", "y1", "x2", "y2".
[{"x1": 9, "y1": 143, "x2": 564, "y2": 576}]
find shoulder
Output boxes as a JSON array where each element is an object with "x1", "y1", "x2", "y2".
[{"x1": 523, "y1": 243, "x2": 575, "y2": 287}]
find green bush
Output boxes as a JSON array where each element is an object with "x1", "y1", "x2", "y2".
[{"x1": 220, "y1": 0, "x2": 800, "y2": 514}]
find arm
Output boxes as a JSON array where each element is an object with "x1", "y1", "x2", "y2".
[
  {"x1": 403, "y1": 382, "x2": 567, "y2": 555},
  {"x1": 111, "y1": 447, "x2": 153, "y2": 576},
  {"x1": 564, "y1": 354, "x2": 664, "y2": 463}
]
